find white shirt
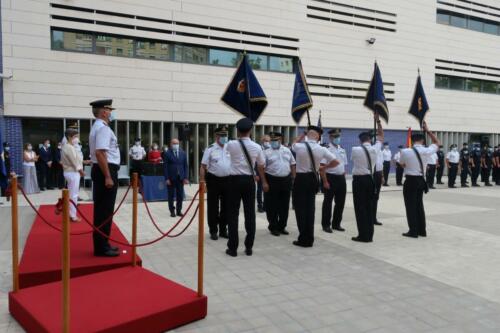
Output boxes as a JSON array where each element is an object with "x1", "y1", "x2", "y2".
[
  {"x1": 393, "y1": 151, "x2": 401, "y2": 164},
  {"x1": 382, "y1": 148, "x2": 392, "y2": 162},
  {"x1": 292, "y1": 141, "x2": 336, "y2": 173},
  {"x1": 226, "y1": 137, "x2": 265, "y2": 176},
  {"x1": 428, "y1": 153, "x2": 438, "y2": 165},
  {"x1": 446, "y1": 150, "x2": 460, "y2": 164},
  {"x1": 23, "y1": 151, "x2": 36, "y2": 167},
  {"x1": 400, "y1": 144, "x2": 438, "y2": 176},
  {"x1": 375, "y1": 149, "x2": 384, "y2": 172},
  {"x1": 89, "y1": 119, "x2": 120, "y2": 165},
  {"x1": 323, "y1": 144, "x2": 347, "y2": 175},
  {"x1": 264, "y1": 146, "x2": 296, "y2": 177},
  {"x1": 201, "y1": 143, "x2": 231, "y2": 177},
  {"x1": 351, "y1": 141, "x2": 382, "y2": 175},
  {"x1": 129, "y1": 145, "x2": 147, "y2": 160}
]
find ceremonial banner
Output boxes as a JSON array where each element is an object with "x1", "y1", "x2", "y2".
[
  {"x1": 364, "y1": 62, "x2": 389, "y2": 123},
  {"x1": 291, "y1": 59, "x2": 313, "y2": 124},
  {"x1": 408, "y1": 74, "x2": 429, "y2": 128},
  {"x1": 221, "y1": 54, "x2": 267, "y2": 122}
]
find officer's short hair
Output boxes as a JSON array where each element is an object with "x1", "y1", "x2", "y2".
[{"x1": 358, "y1": 132, "x2": 371, "y2": 142}]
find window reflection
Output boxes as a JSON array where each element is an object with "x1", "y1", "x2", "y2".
[
  {"x1": 51, "y1": 30, "x2": 93, "y2": 52},
  {"x1": 174, "y1": 45, "x2": 208, "y2": 64},
  {"x1": 209, "y1": 49, "x2": 238, "y2": 66},
  {"x1": 248, "y1": 53, "x2": 268, "y2": 70},
  {"x1": 96, "y1": 35, "x2": 134, "y2": 57},
  {"x1": 136, "y1": 40, "x2": 171, "y2": 60},
  {"x1": 269, "y1": 56, "x2": 293, "y2": 72}
]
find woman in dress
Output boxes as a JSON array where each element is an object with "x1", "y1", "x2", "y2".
[
  {"x1": 23, "y1": 143, "x2": 40, "y2": 194},
  {"x1": 60, "y1": 128, "x2": 84, "y2": 222}
]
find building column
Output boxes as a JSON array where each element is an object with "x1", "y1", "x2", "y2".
[
  {"x1": 194, "y1": 123, "x2": 199, "y2": 183},
  {"x1": 159, "y1": 121, "x2": 164, "y2": 148}
]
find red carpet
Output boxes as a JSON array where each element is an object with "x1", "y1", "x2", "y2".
[
  {"x1": 19, "y1": 204, "x2": 142, "y2": 288},
  {"x1": 9, "y1": 266, "x2": 208, "y2": 333}
]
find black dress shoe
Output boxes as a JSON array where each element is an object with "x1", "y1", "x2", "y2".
[
  {"x1": 225, "y1": 249, "x2": 237, "y2": 257},
  {"x1": 94, "y1": 249, "x2": 120, "y2": 257},
  {"x1": 461, "y1": 184, "x2": 469, "y2": 188},
  {"x1": 333, "y1": 226, "x2": 345, "y2": 232},
  {"x1": 257, "y1": 208, "x2": 265, "y2": 213},
  {"x1": 437, "y1": 182, "x2": 444, "y2": 184},
  {"x1": 170, "y1": 212, "x2": 176, "y2": 217},
  {"x1": 47, "y1": 187, "x2": 54, "y2": 190},
  {"x1": 245, "y1": 248, "x2": 252, "y2": 256},
  {"x1": 292, "y1": 240, "x2": 312, "y2": 248},
  {"x1": 402, "y1": 232, "x2": 418, "y2": 238},
  {"x1": 219, "y1": 231, "x2": 228, "y2": 239},
  {"x1": 429, "y1": 186, "x2": 436, "y2": 189},
  {"x1": 107, "y1": 245, "x2": 119, "y2": 252},
  {"x1": 280, "y1": 229, "x2": 289, "y2": 235},
  {"x1": 322, "y1": 226, "x2": 333, "y2": 233},
  {"x1": 210, "y1": 233, "x2": 218, "y2": 240},
  {"x1": 472, "y1": 183, "x2": 480, "y2": 187},
  {"x1": 418, "y1": 233, "x2": 427, "y2": 237},
  {"x1": 270, "y1": 230, "x2": 280, "y2": 237},
  {"x1": 486, "y1": 183, "x2": 493, "y2": 187},
  {"x1": 374, "y1": 221, "x2": 383, "y2": 226},
  {"x1": 177, "y1": 212, "x2": 184, "y2": 217},
  {"x1": 448, "y1": 185, "x2": 456, "y2": 188},
  {"x1": 351, "y1": 237, "x2": 372, "y2": 243}
]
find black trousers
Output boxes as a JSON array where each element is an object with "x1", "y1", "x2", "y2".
[
  {"x1": 321, "y1": 174, "x2": 346, "y2": 228},
  {"x1": 130, "y1": 159, "x2": 144, "y2": 178},
  {"x1": 448, "y1": 163, "x2": 458, "y2": 187},
  {"x1": 206, "y1": 173, "x2": 228, "y2": 235},
  {"x1": 460, "y1": 163, "x2": 469, "y2": 185},
  {"x1": 226, "y1": 175, "x2": 256, "y2": 251},
  {"x1": 471, "y1": 165, "x2": 480, "y2": 184},
  {"x1": 372, "y1": 171, "x2": 383, "y2": 224},
  {"x1": 293, "y1": 173, "x2": 317, "y2": 246},
  {"x1": 256, "y1": 180, "x2": 264, "y2": 210},
  {"x1": 495, "y1": 167, "x2": 500, "y2": 185},
  {"x1": 91, "y1": 163, "x2": 119, "y2": 254},
  {"x1": 352, "y1": 175, "x2": 375, "y2": 241},
  {"x1": 403, "y1": 176, "x2": 427, "y2": 236},
  {"x1": 482, "y1": 167, "x2": 491, "y2": 184},
  {"x1": 436, "y1": 164, "x2": 444, "y2": 183},
  {"x1": 264, "y1": 174, "x2": 292, "y2": 232},
  {"x1": 167, "y1": 176, "x2": 184, "y2": 214},
  {"x1": 383, "y1": 161, "x2": 390, "y2": 185},
  {"x1": 426, "y1": 164, "x2": 436, "y2": 187},
  {"x1": 39, "y1": 162, "x2": 52, "y2": 189},
  {"x1": 396, "y1": 163, "x2": 404, "y2": 185}
]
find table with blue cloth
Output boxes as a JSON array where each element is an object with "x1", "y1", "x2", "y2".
[{"x1": 141, "y1": 175, "x2": 185, "y2": 202}]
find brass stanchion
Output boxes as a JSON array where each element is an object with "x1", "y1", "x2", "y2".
[
  {"x1": 197, "y1": 181, "x2": 205, "y2": 297},
  {"x1": 132, "y1": 173, "x2": 138, "y2": 266},
  {"x1": 11, "y1": 176, "x2": 19, "y2": 292},
  {"x1": 62, "y1": 189, "x2": 70, "y2": 333}
]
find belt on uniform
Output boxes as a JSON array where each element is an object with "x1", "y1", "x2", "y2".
[{"x1": 93, "y1": 163, "x2": 120, "y2": 171}]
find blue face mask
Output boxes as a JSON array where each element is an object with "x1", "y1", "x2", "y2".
[
  {"x1": 270, "y1": 141, "x2": 280, "y2": 149},
  {"x1": 219, "y1": 136, "x2": 228, "y2": 145},
  {"x1": 332, "y1": 137, "x2": 341, "y2": 145},
  {"x1": 108, "y1": 110, "x2": 117, "y2": 122},
  {"x1": 172, "y1": 144, "x2": 179, "y2": 151}
]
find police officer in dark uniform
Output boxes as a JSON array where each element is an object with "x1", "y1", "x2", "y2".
[
  {"x1": 494, "y1": 145, "x2": 500, "y2": 185},
  {"x1": 436, "y1": 145, "x2": 445, "y2": 184},
  {"x1": 1, "y1": 142, "x2": 11, "y2": 197},
  {"x1": 471, "y1": 143, "x2": 482, "y2": 187},
  {"x1": 459, "y1": 142, "x2": 471, "y2": 188},
  {"x1": 89, "y1": 99, "x2": 120, "y2": 257},
  {"x1": 481, "y1": 145, "x2": 493, "y2": 186}
]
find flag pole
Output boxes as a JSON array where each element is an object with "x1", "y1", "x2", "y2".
[
  {"x1": 306, "y1": 109, "x2": 311, "y2": 127},
  {"x1": 373, "y1": 113, "x2": 377, "y2": 145}
]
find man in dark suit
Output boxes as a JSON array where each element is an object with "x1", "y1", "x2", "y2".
[
  {"x1": 38, "y1": 139, "x2": 54, "y2": 190},
  {"x1": 163, "y1": 138, "x2": 189, "y2": 217}
]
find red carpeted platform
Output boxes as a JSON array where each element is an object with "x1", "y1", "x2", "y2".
[
  {"x1": 19, "y1": 204, "x2": 142, "y2": 289},
  {"x1": 10, "y1": 266, "x2": 208, "y2": 333}
]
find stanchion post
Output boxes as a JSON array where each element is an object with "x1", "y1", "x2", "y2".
[
  {"x1": 132, "y1": 173, "x2": 138, "y2": 266},
  {"x1": 197, "y1": 181, "x2": 205, "y2": 297},
  {"x1": 11, "y1": 176, "x2": 19, "y2": 292},
  {"x1": 62, "y1": 189, "x2": 70, "y2": 333}
]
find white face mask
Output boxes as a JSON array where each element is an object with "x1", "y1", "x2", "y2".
[
  {"x1": 263, "y1": 142, "x2": 271, "y2": 149},
  {"x1": 452, "y1": 148, "x2": 458, "y2": 152},
  {"x1": 45, "y1": 143, "x2": 50, "y2": 148},
  {"x1": 164, "y1": 147, "x2": 168, "y2": 152},
  {"x1": 135, "y1": 142, "x2": 141, "y2": 146},
  {"x1": 172, "y1": 144, "x2": 179, "y2": 151},
  {"x1": 153, "y1": 145, "x2": 158, "y2": 150},
  {"x1": 27, "y1": 146, "x2": 32, "y2": 151},
  {"x1": 71, "y1": 137, "x2": 80, "y2": 146}
]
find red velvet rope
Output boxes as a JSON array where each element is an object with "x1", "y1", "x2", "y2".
[{"x1": 16, "y1": 183, "x2": 131, "y2": 236}]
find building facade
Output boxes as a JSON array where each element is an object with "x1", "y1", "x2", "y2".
[{"x1": 2, "y1": 0, "x2": 500, "y2": 179}]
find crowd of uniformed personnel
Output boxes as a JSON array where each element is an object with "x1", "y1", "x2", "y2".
[{"x1": 83, "y1": 99, "x2": 499, "y2": 258}]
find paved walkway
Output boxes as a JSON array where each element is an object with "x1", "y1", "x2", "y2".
[{"x1": 1, "y1": 181, "x2": 500, "y2": 332}]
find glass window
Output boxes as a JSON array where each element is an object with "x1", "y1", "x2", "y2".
[
  {"x1": 468, "y1": 18, "x2": 483, "y2": 32},
  {"x1": 482, "y1": 81, "x2": 498, "y2": 94},
  {"x1": 449, "y1": 76, "x2": 465, "y2": 90},
  {"x1": 136, "y1": 40, "x2": 171, "y2": 60},
  {"x1": 437, "y1": 12, "x2": 450, "y2": 25},
  {"x1": 51, "y1": 30, "x2": 93, "y2": 52},
  {"x1": 269, "y1": 56, "x2": 293, "y2": 72},
  {"x1": 435, "y1": 75, "x2": 450, "y2": 89},
  {"x1": 248, "y1": 53, "x2": 268, "y2": 70},
  {"x1": 174, "y1": 45, "x2": 208, "y2": 64},
  {"x1": 465, "y1": 78, "x2": 481, "y2": 92},
  {"x1": 484, "y1": 22, "x2": 499, "y2": 35},
  {"x1": 450, "y1": 15, "x2": 467, "y2": 28},
  {"x1": 96, "y1": 35, "x2": 134, "y2": 57},
  {"x1": 209, "y1": 49, "x2": 238, "y2": 67}
]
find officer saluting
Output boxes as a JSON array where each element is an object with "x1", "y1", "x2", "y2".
[
  {"x1": 129, "y1": 138, "x2": 146, "y2": 178},
  {"x1": 292, "y1": 125, "x2": 338, "y2": 247},
  {"x1": 350, "y1": 115, "x2": 384, "y2": 243},
  {"x1": 225, "y1": 118, "x2": 268, "y2": 257},
  {"x1": 199, "y1": 126, "x2": 230, "y2": 241},
  {"x1": 320, "y1": 128, "x2": 348, "y2": 233},
  {"x1": 264, "y1": 132, "x2": 296, "y2": 236},
  {"x1": 399, "y1": 121, "x2": 440, "y2": 238},
  {"x1": 89, "y1": 99, "x2": 120, "y2": 257}
]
